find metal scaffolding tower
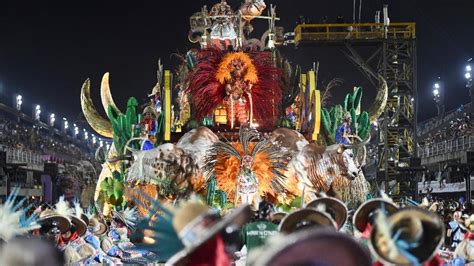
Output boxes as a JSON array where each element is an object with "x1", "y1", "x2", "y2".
[{"x1": 290, "y1": 22, "x2": 417, "y2": 197}]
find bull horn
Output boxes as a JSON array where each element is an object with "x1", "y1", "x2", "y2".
[
  {"x1": 367, "y1": 75, "x2": 388, "y2": 123},
  {"x1": 100, "y1": 72, "x2": 123, "y2": 116},
  {"x1": 343, "y1": 134, "x2": 371, "y2": 149},
  {"x1": 80, "y1": 78, "x2": 113, "y2": 138}
]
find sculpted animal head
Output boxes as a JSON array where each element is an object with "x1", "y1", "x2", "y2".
[
  {"x1": 269, "y1": 128, "x2": 309, "y2": 153},
  {"x1": 324, "y1": 144, "x2": 359, "y2": 180},
  {"x1": 339, "y1": 146, "x2": 359, "y2": 180},
  {"x1": 177, "y1": 127, "x2": 218, "y2": 169}
]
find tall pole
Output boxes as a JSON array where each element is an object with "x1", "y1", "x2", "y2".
[
  {"x1": 467, "y1": 175, "x2": 471, "y2": 205},
  {"x1": 353, "y1": 0, "x2": 356, "y2": 23}
]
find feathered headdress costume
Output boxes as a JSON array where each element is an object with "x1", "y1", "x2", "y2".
[
  {"x1": 186, "y1": 49, "x2": 282, "y2": 128},
  {"x1": 203, "y1": 128, "x2": 291, "y2": 203}
]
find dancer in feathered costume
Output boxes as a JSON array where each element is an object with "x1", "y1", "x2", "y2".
[
  {"x1": 187, "y1": 49, "x2": 282, "y2": 129},
  {"x1": 204, "y1": 128, "x2": 290, "y2": 205}
]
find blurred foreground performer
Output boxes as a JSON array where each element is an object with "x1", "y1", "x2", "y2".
[
  {"x1": 306, "y1": 196, "x2": 349, "y2": 231},
  {"x1": 36, "y1": 208, "x2": 71, "y2": 248},
  {"x1": 370, "y1": 207, "x2": 445, "y2": 266},
  {"x1": 278, "y1": 207, "x2": 337, "y2": 234},
  {"x1": 270, "y1": 212, "x2": 287, "y2": 226},
  {"x1": 0, "y1": 237, "x2": 64, "y2": 266},
  {"x1": 240, "y1": 201, "x2": 278, "y2": 252},
  {"x1": 248, "y1": 228, "x2": 371, "y2": 266},
  {"x1": 353, "y1": 197, "x2": 398, "y2": 246},
  {"x1": 130, "y1": 193, "x2": 252, "y2": 265},
  {"x1": 452, "y1": 215, "x2": 474, "y2": 265},
  {"x1": 0, "y1": 187, "x2": 41, "y2": 243}
]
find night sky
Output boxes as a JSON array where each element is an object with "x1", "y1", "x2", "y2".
[{"x1": 1, "y1": 0, "x2": 473, "y2": 129}]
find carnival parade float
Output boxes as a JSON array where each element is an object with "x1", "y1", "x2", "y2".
[{"x1": 79, "y1": 0, "x2": 388, "y2": 216}]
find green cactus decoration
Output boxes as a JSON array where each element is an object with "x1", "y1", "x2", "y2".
[
  {"x1": 321, "y1": 87, "x2": 370, "y2": 144},
  {"x1": 154, "y1": 112, "x2": 165, "y2": 147},
  {"x1": 358, "y1": 112, "x2": 369, "y2": 139},
  {"x1": 206, "y1": 178, "x2": 217, "y2": 205},
  {"x1": 99, "y1": 170, "x2": 126, "y2": 209},
  {"x1": 205, "y1": 178, "x2": 229, "y2": 209},
  {"x1": 108, "y1": 97, "x2": 141, "y2": 155},
  {"x1": 202, "y1": 116, "x2": 214, "y2": 127},
  {"x1": 216, "y1": 190, "x2": 227, "y2": 208}
]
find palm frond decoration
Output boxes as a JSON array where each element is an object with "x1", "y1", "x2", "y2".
[{"x1": 321, "y1": 78, "x2": 344, "y2": 107}]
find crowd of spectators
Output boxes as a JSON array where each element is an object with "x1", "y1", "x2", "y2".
[
  {"x1": 420, "y1": 111, "x2": 473, "y2": 146},
  {"x1": 0, "y1": 114, "x2": 95, "y2": 163}
]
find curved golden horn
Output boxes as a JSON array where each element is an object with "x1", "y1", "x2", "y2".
[
  {"x1": 100, "y1": 72, "x2": 122, "y2": 116},
  {"x1": 367, "y1": 75, "x2": 388, "y2": 123},
  {"x1": 81, "y1": 79, "x2": 113, "y2": 138}
]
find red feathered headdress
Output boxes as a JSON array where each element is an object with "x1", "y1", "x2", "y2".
[{"x1": 186, "y1": 49, "x2": 282, "y2": 129}]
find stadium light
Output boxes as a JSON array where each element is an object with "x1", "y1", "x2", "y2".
[
  {"x1": 432, "y1": 80, "x2": 444, "y2": 117},
  {"x1": 84, "y1": 131, "x2": 89, "y2": 140},
  {"x1": 15, "y1": 95, "x2": 22, "y2": 111},
  {"x1": 465, "y1": 62, "x2": 472, "y2": 80},
  {"x1": 74, "y1": 126, "x2": 79, "y2": 136},
  {"x1": 466, "y1": 59, "x2": 473, "y2": 92},
  {"x1": 63, "y1": 118, "x2": 69, "y2": 130},
  {"x1": 49, "y1": 113, "x2": 55, "y2": 127},
  {"x1": 92, "y1": 135, "x2": 97, "y2": 144},
  {"x1": 34, "y1": 105, "x2": 41, "y2": 120}
]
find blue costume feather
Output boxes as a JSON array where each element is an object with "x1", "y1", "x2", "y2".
[
  {"x1": 0, "y1": 187, "x2": 40, "y2": 241},
  {"x1": 131, "y1": 191, "x2": 184, "y2": 262}
]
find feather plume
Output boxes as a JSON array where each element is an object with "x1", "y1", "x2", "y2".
[
  {"x1": 122, "y1": 207, "x2": 138, "y2": 228},
  {"x1": 55, "y1": 196, "x2": 74, "y2": 217},
  {"x1": 84, "y1": 205, "x2": 95, "y2": 219},
  {"x1": 0, "y1": 187, "x2": 40, "y2": 242},
  {"x1": 73, "y1": 200, "x2": 83, "y2": 218},
  {"x1": 132, "y1": 190, "x2": 184, "y2": 261},
  {"x1": 186, "y1": 49, "x2": 282, "y2": 128}
]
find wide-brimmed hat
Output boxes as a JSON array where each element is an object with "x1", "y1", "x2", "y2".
[
  {"x1": 89, "y1": 218, "x2": 108, "y2": 236},
  {"x1": 38, "y1": 209, "x2": 71, "y2": 234},
  {"x1": 166, "y1": 204, "x2": 252, "y2": 265},
  {"x1": 370, "y1": 207, "x2": 445, "y2": 265},
  {"x1": 353, "y1": 198, "x2": 398, "y2": 232},
  {"x1": 70, "y1": 215, "x2": 88, "y2": 237},
  {"x1": 279, "y1": 208, "x2": 337, "y2": 234},
  {"x1": 307, "y1": 197, "x2": 348, "y2": 230},
  {"x1": 250, "y1": 228, "x2": 372, "y2": 266},
  {"x1": 80, "y1": 214, "x2": 90, "y2": 226},
  {"x1": 271, "y1": 212, "x2": 287, "y2": 225},
  {"x1": 53, "y1": 196, "x2": 87, "y2": 236},
  {"x1": 112, "y1": 207, "x2": 137, "y2": 230}
]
